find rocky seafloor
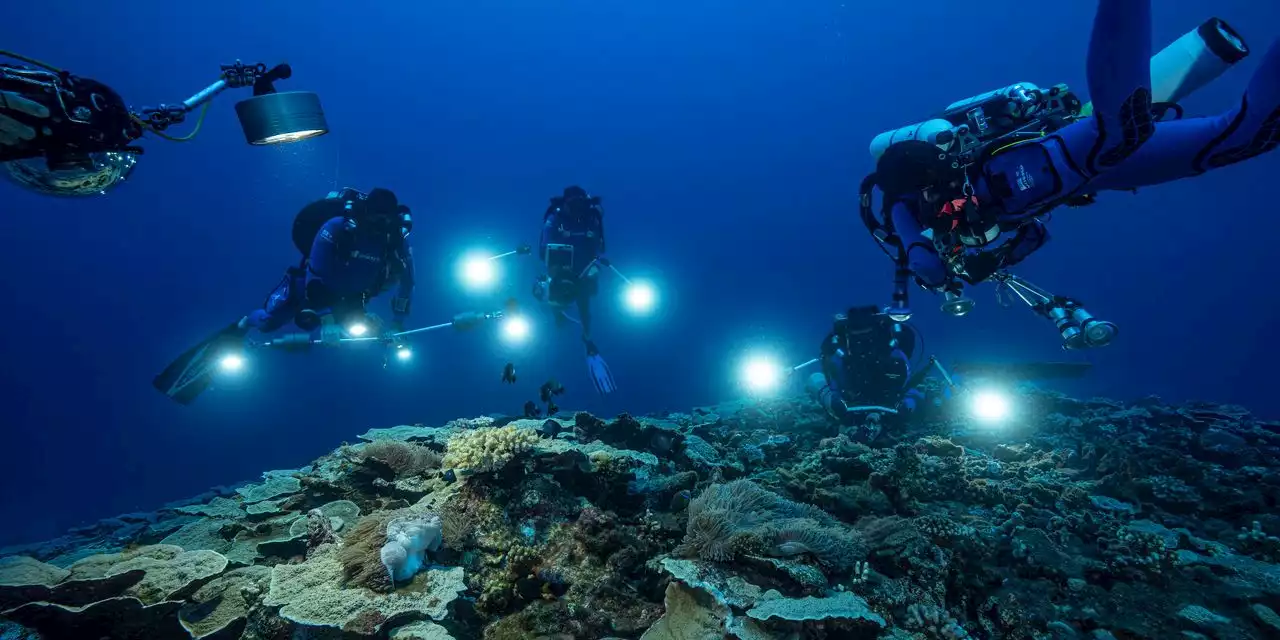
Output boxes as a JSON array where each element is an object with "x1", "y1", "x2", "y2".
[{"x1": 3, "y1": 386, "x2": 1280, "y2": 640}]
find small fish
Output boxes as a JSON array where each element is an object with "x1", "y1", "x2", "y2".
[
  {"x1": 519, "y1": 399, "x2": 540, "y2": 419},
  {"x1": 539, "y1": 379, "x2": 565, "y2": 403},
  {"x1": 502, "y1": 362, "x2": 517, "y2": 384},
  {"x1": 547, "y1": 401, "x2": 560, "y2": 416},
  {"x1": 670, "y1": 489, "x2": 693, "y2": 511}
]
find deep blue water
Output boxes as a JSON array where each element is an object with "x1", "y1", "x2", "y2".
[{"x1": 1, "y1": 0, "x2": 1277, "y2": 546}]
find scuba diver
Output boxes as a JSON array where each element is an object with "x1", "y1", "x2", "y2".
[
  {"x1": 803, "y1": 306, "x2": 954, "y2": 428},
  {"x1": 1, "y1": 51, "x2": 327, "y2": 196},
  {"x1": 246, "y1": 186, "x2": 414, "y2": 334},
  {"x1": 532, "y1": 185, "x2": 618, "y2": 394},
  {"x1": 860, "y1": 7, "x2": 1278, "y2": 349},
  {"x1": 153, "y1": 187, "x2": 414, "y2": 404}
]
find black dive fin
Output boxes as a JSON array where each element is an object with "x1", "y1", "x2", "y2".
[
  {"x1": 152, "y1": 320, "x2": 246, "y2": 405},
  {"x1": 951, "y1": 361, "x2": 1094, "y2": 381}
]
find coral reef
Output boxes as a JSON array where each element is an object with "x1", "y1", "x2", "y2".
[{"x1": 2, "y1": 388, "x2": 1280, "y2": 638}]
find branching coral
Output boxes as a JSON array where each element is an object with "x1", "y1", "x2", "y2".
[
  {"x1": 442, "y1": 426, "x2": 540, "y2": 474},
  {"x1": 905, "y1": 603, "x2": 972, "y2": 639},
  {"x1": 1235, "y1": 521, "x2": 1280, "y2": 562}
]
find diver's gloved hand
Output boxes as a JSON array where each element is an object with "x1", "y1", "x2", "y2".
[
  {"x1": 961, "y1": 251, "x2": 1004, "y2": 284},
  {"x1": 0, "y1": 90, "x2": 49, "y2": 147}
]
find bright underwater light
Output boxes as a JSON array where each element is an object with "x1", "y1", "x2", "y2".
[
  {"x1": 501, "y1": 315, "x2": 532, "y2": 344},
  {"x1": 347, "y1": 323, "x2": 369, "y2": 338},
  {"x1": 459, "y1": 252, "x2": 498, "y2": 291},
  {"x1": 740, "y1": 355, "x2": 783, "y2": 394},
  {"x1": 623, "y1": 280, "x2": 658, "y2": 316},
  {"x1": 395, "y1": 345, "x2": 413, "y2": 361},
  {"x1": 218, "y1": 353, "x2": 246, "y2": 373},
  {"x1": 970, "y1": 389, "x2": 1013, "y2": 423}
]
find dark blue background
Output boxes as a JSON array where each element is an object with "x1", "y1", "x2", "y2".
[{"x1": 2, "y1": 0, "x2": 1277, "y2": 546}]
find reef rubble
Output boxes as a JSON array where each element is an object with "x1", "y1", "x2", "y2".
[{"x1": 3, "y1": 387, "x2": 1280, "y2": 639}]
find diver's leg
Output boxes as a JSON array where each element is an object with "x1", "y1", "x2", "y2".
[
  {"x1": 576, "y1": 292, "x2": 593, "y2": 343},
  {"x1": 1198, "y1": 39, "x2": 1280, "y2": 170},
  {"x1": 1060, "y1": 0, "x2": 1155, "y2": 174},
  {"x1": 1086, "y1": 39, "x2": 1280, "y2": 192},
  {"x1": 239, "y1": 269, "x2": 305, "y2": 333}
]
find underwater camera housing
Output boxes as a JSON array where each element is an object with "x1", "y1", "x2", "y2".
[
  {"x1": 0, "y1": 67, "x2": 144, "y2": 196},
  {"x1": 2, "y1": 58, "x2": 328, "y2": 196}
]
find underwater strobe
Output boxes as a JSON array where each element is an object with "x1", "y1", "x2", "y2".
[{"x1": 994, "y1": 273, "x2": 1117, "y2": 350}]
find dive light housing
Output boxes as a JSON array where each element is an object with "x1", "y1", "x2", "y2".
[{"x1": 994, "y1": 272, "x2": 1117, "y2": 350}]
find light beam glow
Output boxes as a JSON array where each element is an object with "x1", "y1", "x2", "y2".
[
  {"x1": 740, "y1": 355, "x2": 783, "y2": 394},
  {"x1": 970, "y1": 390, "x2": 1012, "y2": 422},
  {"x1": 501, "y1": 315, "x2": 532, "y2": 344},
  {"x1": 459, "y1": 252, "x2": 498, "y2": 290},
  {"x1": 623, "y1": 280, "x2": 658, "y2": 316},
  {"x1": 347, "y1": 323, "x2": 369, "y2": 337},
  {"x1": 395, "y1": 346, "x2": 413, "y2": 361},
  {"x1": 218, "y1": 353, "x2": 245, "y2": 373}
]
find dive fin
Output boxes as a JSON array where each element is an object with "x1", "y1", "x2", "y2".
[
  {"x1": 584, "y1": 342, "x2": 616, "y2": 394},
  {"x1": 152, "y1": 321, "x2": 247, "y2": 405}
]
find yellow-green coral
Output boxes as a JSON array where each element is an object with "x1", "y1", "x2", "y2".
[{"x1": 443, "y1": 426, "x2": 540, "y2": 474}]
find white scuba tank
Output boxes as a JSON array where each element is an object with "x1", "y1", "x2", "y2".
[
  {"x1": 867, "y1": 119, "x2": 956, "y2": 161},
  {"x1": 869, "y1": 83, "x2": 1043, "y2": 161},
  {"x1": 1149, "y1": 17, "x2": 1249, "y2": 105},
  {"x1": 869, "y1": 17, "x2": 1252, "y2": 162}
]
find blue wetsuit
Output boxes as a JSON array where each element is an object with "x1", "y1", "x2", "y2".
[
  {"x1": 245, "y1": 201, "x2": 415, "y2": 333},
  {"x1": 894, "y1": 0, "x2": 1280, "y2": 289}
]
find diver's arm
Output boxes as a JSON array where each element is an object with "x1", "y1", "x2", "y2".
[
  {"x1": 391, "y1": 242, "x2": 415, "y2": 321},
  {"x1": 889, "y1": 200, "x2": 948, "y2": 290},
  {"x1": 307, "y1": 216, "x2": 349, "y2": 279},
  {"x1": 1003, "y1": 220, "x2": 1050, "y2": 267}
]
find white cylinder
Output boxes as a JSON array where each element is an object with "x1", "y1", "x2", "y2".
[
  {"x1": 1150, "y1": 17, "x2": 1249, "y2": 105},
  {"x1": 869, "y1": 118, "x2": 954, "y2": 161},
  {"x1": 943, "y1": 83, "x2": 1042, "y2": 115}
]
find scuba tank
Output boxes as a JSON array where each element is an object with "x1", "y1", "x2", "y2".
[{"x1": 869, "y1": 82, "x2": 1082, "y2": 165}]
